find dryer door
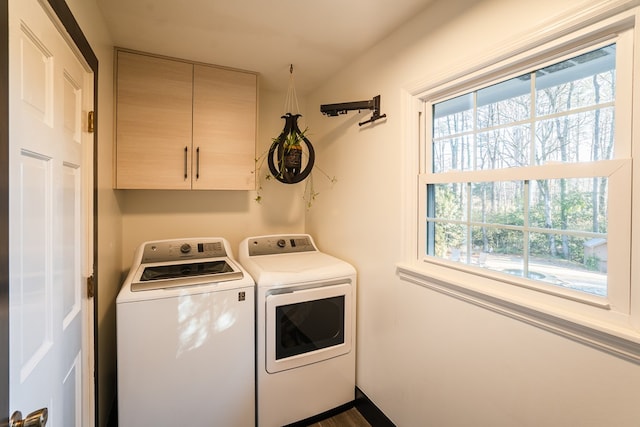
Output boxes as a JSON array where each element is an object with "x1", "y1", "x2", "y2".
[{"x1": 265, "y1": 281, "x2": 352, "y2": 373}]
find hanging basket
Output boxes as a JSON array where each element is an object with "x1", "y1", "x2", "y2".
[{"x1": 268, "y1": 113, "x2": 315, "y2": 184}]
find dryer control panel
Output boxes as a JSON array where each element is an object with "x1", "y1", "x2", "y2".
[{"x1": 246, "y1": 235, "x2": 317, "y2": 256}]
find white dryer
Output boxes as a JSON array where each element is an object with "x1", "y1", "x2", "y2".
[
  {"x1": 117, "y1": 237, "x2": 255, "y2": 427},
  {"x1": 239, "y1": 234, "x2": 357, "y2": 427}
]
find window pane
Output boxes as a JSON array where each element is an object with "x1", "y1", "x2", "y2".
[
  {"x1": 430, "y1": 183, "x2": 466, "y2": 221},
  {"x1": 433, "y1": 93, "x2": 473, "y2": 138},
  {"x1": 471, "y1": 181, "x2": 524, "y2": 225},
  {"x1": 477, "y1": 125, "x2": 530, "y2": 169},
  {"x1": 472, "y1": 227, "x2": 524, "y2": 258},
  {"x1": 529, "y1": 232, "x2": 607, "y2": 296},
  {"x1": 427, "y1": 221, "x2": 466, "y2": 260},
  {"x1": 535, "y1": 108, "x2": 615, "y2": 164},
  {"x1": 433, "y1": 135, "x2": 472, "y2": 173},
  {"x1": 535, "y1": 45, "x2": 616, "y2": 117},
  {"x1": 477, "y1": 76, "x2": 531, "y2": 128},
  {"x1": 529, "y1": 178, "x2": 608, "y2": 233}
]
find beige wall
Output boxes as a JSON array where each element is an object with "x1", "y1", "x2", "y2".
[{"x1": 305, "y1": 0, "x2": 640, "y2": 425}]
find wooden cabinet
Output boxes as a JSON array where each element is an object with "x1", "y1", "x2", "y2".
[
  {"x1": 115, "y1": 49, "x2": 257, "y2": 190},
  {"x1": 115, "y1": 51, "x2": 193, "y2": 189},
  {"x1": 192, "y1": 64, "x2": 257, "y2": 190}
]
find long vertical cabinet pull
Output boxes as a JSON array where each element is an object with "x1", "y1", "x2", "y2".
[
  {"x1": 196, "y1": 147, "x2": 200, "y2": 180},
  {"x1": 184, "y1": 146, "x2": 188, "y2": 180}
]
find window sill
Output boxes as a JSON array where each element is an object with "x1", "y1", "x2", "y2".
[{"x1": 396, "y1": 261, "x2": 640, "y2": 364}]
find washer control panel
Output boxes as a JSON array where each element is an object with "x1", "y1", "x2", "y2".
[
  {"x1": 247, "y1": 235, "x2": 317, "y2": 256},
  {"x1": 140, "y1": 238, "x2": 228, "y2": 263}
]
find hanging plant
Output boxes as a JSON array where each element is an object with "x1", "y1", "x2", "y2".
[
  {"x1": 267, "y1": 113, "x2": 314, "y2": 184},
  {"x1": 254, "y1": 65, "x2": 336, "y2": 208},
  {"x1": 254, "y1": 123, "x2": 336, "y2": 208}
]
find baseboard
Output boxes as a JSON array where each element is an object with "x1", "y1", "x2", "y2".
[
  {"x1": 354, "y1": 387, "x2": 396, "y2": 427},
  {"x1": 283, "y1": 387, "x2": 395, "y2": 427}
]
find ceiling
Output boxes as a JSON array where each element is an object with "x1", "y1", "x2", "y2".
[{"x1": 96, "y1": 0, "x2": 435, "y2": 94}]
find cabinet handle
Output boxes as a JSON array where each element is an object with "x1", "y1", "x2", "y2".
[
  {"x1": 196, "y1": 147, "x2": 200, "y2": 180},
  {"x1": 184, "y1": 146, "x2": 188, "y2": 180}
]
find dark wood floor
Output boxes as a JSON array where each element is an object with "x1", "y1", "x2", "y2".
[{"x1": 306, "y1": 408, "x2": 372, "y2": 427}]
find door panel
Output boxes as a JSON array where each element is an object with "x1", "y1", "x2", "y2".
[
  {"x1": 14, "y1": 151, "x2": 52, "y2": 384},
  {"x1": 62, "y1": 163, "x2": 81, "y2": 327},
  {"x1": 9, "y1": 0, "x2": 91, "y2": 425}
]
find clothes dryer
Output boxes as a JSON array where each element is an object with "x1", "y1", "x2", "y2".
[{"x1": 239, "y1": 234, "x2": 356, "y2": 427}]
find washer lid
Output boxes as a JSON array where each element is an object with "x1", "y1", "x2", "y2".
[
  {"x1": 131, "y1": 258, "x2": 244, "y2": 291},
  {"x1": 243, "y1": 251, "x2": 356, "y2": 285},
  {"x1": 126, "y1": 238, "x2": 246, "y2": 292}
]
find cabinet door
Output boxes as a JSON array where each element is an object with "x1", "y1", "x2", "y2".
[
  {"x1": 116, "y1": 51, "x2": 193, "y2": 189},
  {"x1": 193, "y1": 65, "x2": 257, "y2": 190}
]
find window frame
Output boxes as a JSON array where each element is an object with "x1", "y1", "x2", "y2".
[{"x1": 398, "y1": 3, "x2": 640, "y2": 363}]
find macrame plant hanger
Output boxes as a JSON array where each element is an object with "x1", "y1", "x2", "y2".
[{"x1": 268, "y1": 65, "x2": 315, "y2": 184}]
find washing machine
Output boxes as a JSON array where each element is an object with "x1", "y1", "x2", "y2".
[
  {"x1": 238, "y1": 234, "x2": 357, "y2": 427},
  {"x1": 116, "y1": 237, "x2": 255, "y2": 427}
]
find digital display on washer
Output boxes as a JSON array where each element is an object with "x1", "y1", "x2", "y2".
[{"x1": 140, "y1": 260, "x2": 235, "y2": 281}]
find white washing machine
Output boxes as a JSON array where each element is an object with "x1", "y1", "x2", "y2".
[
  {"x1": 239, "y1": 234, "x2": 357, "y2": 427},
  {"x1": 117, "y1": 237, "x2": 255, "y2": 427}
]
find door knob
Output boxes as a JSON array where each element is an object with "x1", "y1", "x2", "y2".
[{"x1": 10, "y1": 408, "x2": 48, "y2": 427}]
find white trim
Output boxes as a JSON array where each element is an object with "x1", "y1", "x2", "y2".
[
  {"x1": 400, "y1": 89, "x2": 423, "y2": 261},
  {"x1": 632, "y1": 7, "x2": 640, "y2": 332},
  {"x1": 421, "y1": 159, "x2": 628, "y2": 183}
]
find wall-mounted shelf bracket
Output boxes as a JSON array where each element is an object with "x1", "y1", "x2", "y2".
[{"x1": 320, "y1": 95, "x2": 387, "y2": 126}]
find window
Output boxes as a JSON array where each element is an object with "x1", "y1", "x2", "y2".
[
  {"x1": 399, "y1": 4, "x2": 640, "y2": 362},
  {"x1": 425, "y1": 44, "x2": 619, "y2": 298}
]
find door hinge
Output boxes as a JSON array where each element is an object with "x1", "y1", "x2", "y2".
[
  {"x1": 87, "y1": 111, "x2": 95, "y2": 133},
  {"x1": 87, "y1": 274, "x2": 95, "y2": 299}
]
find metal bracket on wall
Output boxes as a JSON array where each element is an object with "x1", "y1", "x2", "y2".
[{"x1": 320, "y1": 95, "x2": 387, "y2": 126}]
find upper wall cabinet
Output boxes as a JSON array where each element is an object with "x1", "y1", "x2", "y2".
[{"x1": 114, "y1": 49, "x2": 257, "y2": 190}]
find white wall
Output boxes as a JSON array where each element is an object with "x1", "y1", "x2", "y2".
[{"x1": 306, "y1": 0, "x2": 640, "y2": 425}]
